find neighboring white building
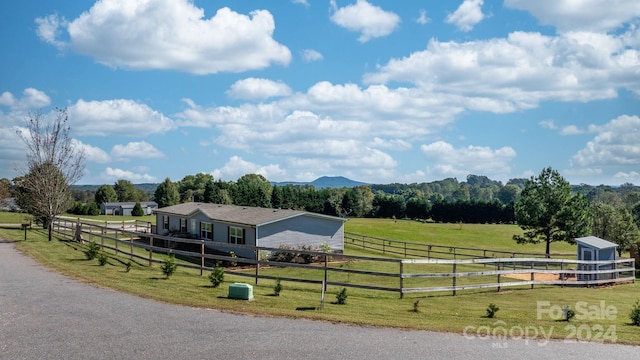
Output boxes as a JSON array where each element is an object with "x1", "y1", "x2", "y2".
[
  {"x1": 101, "y1": 201, "x2": 158, "y2": 216},
  {"x1": 153, "y1": 202, "x2": 346, "y2": 258},
  {"x1": 0, "y1": 198, "x2": 19, "y2": 211}
]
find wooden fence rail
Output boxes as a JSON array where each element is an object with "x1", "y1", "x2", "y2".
[
  {"x1": 53, "y1": 219, "x2": 636, "y2": 298},
  {"x1": 345, "y1": 232, "x2": 574, "y2": 260}
]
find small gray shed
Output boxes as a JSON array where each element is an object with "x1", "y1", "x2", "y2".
[{"x1": 576, "y1": 236, "x2": 617, "y2": 281}]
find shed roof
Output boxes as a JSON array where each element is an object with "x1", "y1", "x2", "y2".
[
  {"x1": 575, "y1": 236, "x2": 618, "y2": 249},
  {"x1": 154, "y1": 202, "x2": 347, "y2": 227}
]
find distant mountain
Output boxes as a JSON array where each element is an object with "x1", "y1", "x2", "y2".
[{"x1": 273, "y1": 176, "x2": 368, "y2": 189}]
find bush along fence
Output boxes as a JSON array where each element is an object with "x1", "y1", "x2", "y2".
[{"x1": 53, "y1": 219, "x2": 636, "y2": 298}]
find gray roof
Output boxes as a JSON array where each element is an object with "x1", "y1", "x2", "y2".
[
  {"x1": 103, "y1": 201, "x2": 158, "y2": 208},
  {"x1": 575, "y1": 236, "x2": 618, "y2": 249},
  {"x1": 154, "y1": 202, "x2": 346, "y2": 227}
]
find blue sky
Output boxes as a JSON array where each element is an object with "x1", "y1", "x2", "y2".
[{"x1": 1, "y1": 0, "x2": 639, "y2": 186}]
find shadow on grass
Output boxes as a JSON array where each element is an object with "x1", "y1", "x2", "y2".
[
  {"x1": 295, "y1": 306, "x2": 318, "y2": 311},
  {"x1": 200, "y1": 285, "x2": 223, "y2": 289}
]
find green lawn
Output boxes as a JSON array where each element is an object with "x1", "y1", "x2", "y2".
[
  {"x1": 346, "y1": 218, "x2": 577, "y2": 256},
  {"x1": 1, "y1": 212, "x2": 639, "y2": 344}
]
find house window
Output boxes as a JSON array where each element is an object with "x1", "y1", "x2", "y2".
[
  {"x1": 163, "y1": 216, "x2": 169, "y2": 230},
  {"x1": 180, "y1": 218, "x2": 187, "y2": 233},
  {"x1": 228, "y1": 226, "x2": 244, "y2": 245},
  {"x1": 200, "y1": 222, "x2": 213, "y2": 240},
  {"x1": 190, "y1": 219, "x2": 196, "y2": 233}
]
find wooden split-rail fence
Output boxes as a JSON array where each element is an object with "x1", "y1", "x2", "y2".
[{"x1": 52, "y1": 219, "x2": 636, "y2": 298}]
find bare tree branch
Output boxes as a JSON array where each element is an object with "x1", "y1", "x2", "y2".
[{"x1": 15, "y1": 108, "x2": 86, "y2": 241}]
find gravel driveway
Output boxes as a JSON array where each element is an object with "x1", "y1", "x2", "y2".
[{"x1": 0, "y1": 241, "x2": 638, "y2": 359}]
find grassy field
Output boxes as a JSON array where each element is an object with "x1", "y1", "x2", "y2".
[
  {"x1": 1, "y1": 212, "x2": 639, "y2": 344},
  {"x1": 346, "y1": 218, "x2": 577, "y2": 255}
]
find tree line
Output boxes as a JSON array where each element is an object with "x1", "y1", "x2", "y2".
[{"x1": 5, "y1": 169, "x2": 640, "y2": 231}]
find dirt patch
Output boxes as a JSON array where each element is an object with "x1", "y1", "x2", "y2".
[{"x1": 504, "y1": 272, "x2": 576, "y2": 281}]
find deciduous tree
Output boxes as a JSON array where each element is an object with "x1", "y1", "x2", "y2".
[
  {"x1": 16, "y1": 108, "x2": 85, "y2": 241},
  {"x1": 235, "y1": 174, "x2": 272, "y2": 207},
  {"x1": 154, "y1": 178, "x2": 180, "y2": 208},
  {"x1": 95, "y1": 184, "x2": 118, "y2": 205},
  {"x1": 0, "y1": 178, "x2": 11, "y2": 208},
  {"x1": 114, "y1": 179, "x2": 146, "y2": 202},
  {"x1": 592, "y1": 202, "x2": 640, "y2": 256}
]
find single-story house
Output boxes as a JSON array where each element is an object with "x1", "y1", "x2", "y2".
[
  {"x1": 576, "y1": 236, "x2": 618, "y2": 281},
  {"x1": 101, "y1": 201, "x2": 158, "y2": 216},
  {"x1": 153, "y1": 202, "x2": 347, "y2": 258}
]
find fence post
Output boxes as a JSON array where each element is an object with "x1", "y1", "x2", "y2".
[
  {"x1": 560, "y1": 261, "x2": 564, "y2": 288},
  {"x1": 200, "y1": 240, "x2": 205, "y2": 276},
  {"x1": 404, "y1": 242, "x2": 407, "y2": 258},
  {"x1": 399, "y1": 261, "x2": 404, "y2": 299},
  {"x1": 530, "y1": 262, "x2": 534, "y2": 289},
  {"x1": 149, "y1": 235, "x2": 153, "y2": 267},
  {"x1": 497, "y1": 262, "x2": 501, "y2": 292},
  {"x1": 452, "y1": 262, "x2": 457, "y2": 296},
  {"x1": 114, "y1": 229, "x2": 119, "y2": 254},
  {"x1": 255, "y1": 249, "x2": 260, "y2": 285},
  {"x1": 323, "y1": 255, "x2": 328, "y2": 293},
  {"x1": 130, "y1": 231, "x2": 133, "y2": 260}
]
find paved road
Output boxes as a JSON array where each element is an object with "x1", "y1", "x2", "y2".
[{"x1": 0, "y1": 242, "x2": 638, "y2": 360}]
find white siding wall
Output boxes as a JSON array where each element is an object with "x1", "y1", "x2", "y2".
[{"x1": 257, "y1": 215, "x2": 344, "y2": 252}]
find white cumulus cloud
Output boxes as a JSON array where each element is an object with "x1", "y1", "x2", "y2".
[
  {"x1": 210, "y1": 156, "x2": 285, "y2": 181},
  {"x1": 68, "y1": 99, "x2": 175, "y2": 136},
  {"x1": 301, "y1": 49, "x2": 324, "y2": 62},
  {"x1": 111, "y1": 141, "x2": 165, "y2": 160},
  {"x1": 102, "y1": 167, "x2": 157, "y2": 182},
  {"x1": 421, "y1": 141, "x2": 516, "y2": 179},
  {"x1": 417, "y1": 9, "x2": 430, "y2": 25},
  {"x1": 227, "y1": 78, "x2": 292, "y2": 100},
  {"x1": 571, "y1": 115, "x2": 640, "y2": 167},
  {"x1": 71, "y1": 139, "x2": 111, "y2": 163},
  {"x1": 36, "y1": 0, "x2": 291, "y2": 74},
  {"x1": 505, "y1": 0, "x2": 640, "y2": 33},
  {"x1": 0, "y1": 88, "x2": 51, "y2": 110},
  {"x1": 330, "y1": 0, "x2": 400, "y2": 42},
  {"x1": 446, "y1": 0, "x2": 485, "y2": 32},
  {"x1": 365, "y1": 31, "x2": 640, "y2": 111}
]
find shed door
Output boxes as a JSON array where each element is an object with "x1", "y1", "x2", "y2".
[{"x1": 581, "y1": 248, "x2": 594, "y2": 281}]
